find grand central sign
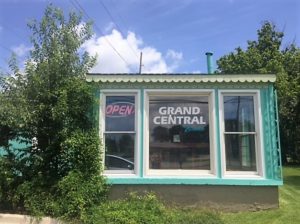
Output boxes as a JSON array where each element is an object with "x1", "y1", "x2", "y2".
[{"x1": 153, "y1": 106, "x2": 207, "y2": 125}]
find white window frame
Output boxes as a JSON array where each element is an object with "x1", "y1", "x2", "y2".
[
  {"x1": 144, "y1": 89, "x2": 216, "y2": 177},
  {"x1": 100, "y1": 90, "x2": 140, "y2": 177},
  {"x1": 219, "y1": 90, "x2": 265, "y2": 178}
]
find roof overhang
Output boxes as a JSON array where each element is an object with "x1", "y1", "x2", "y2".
[{"x1": 86, "y1": 74, "x2": 276, "y2": 83}]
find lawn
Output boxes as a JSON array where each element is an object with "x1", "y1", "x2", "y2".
[{"x1": 222, "y1": 166, "x2": 300, "y2": 224}]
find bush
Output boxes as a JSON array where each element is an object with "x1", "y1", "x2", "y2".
[
  {"x1": 85, "y1": 192, "x2": 169, "y2": 224},
  {"x1": 0, "y1": 129, "x2": 109, "y2": 223},
  {"x1": 0, "y1": 157, "x2": 18, "y2": 211},
  {"x1": 59, "y1": 129, "x2": 103, "y2": 176},
  {"x1": 55, "y1": 171, "x2": 108, "y2": 222},
  {"x1": 12, "y1": 171, "x2": 108, "y2": 223},
  {"x1": 83, "y1": 192, "x2": 224, "y2": 224},
  {"x1": 14, "y1": 180, "x2": 57, "y2": 217},
  {"x1": 0, "y1": 150, "x2": 26, "y2": 212},
  {"x1": 54, "y1": 130, "x2": 109, "y2": 221}
]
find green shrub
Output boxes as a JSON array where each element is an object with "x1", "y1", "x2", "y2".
[
  {"x1": 4, "y1": 129, "x2": 109, "y2": 222},
  {"x1": 0, "y1": 157, "x2": 17, "y2": 211},
  {"x1": 12, "y1": 171, "x2": 108, "y2": 223},
  {"x1": 55, "y1": 171, "x2": 108, "y2": 222},
  {"x1": 85, "y1": 192, "x2": 169, "y2": 224},
  {"x1": 59, "y1": 129, "x2": 103, "y2": 176},
  {"x1": 14, "y1": 180, "x2": 57, "y2": 217},
  {"x1": 0, "y1": 152, "x2": 25, "y2": 212},
  {"x1": 54, "y1": 129, "x2": 109, "y2": 222},
  {"x1": 83, "y1": 192, "x2": 224, "y2": 224}
]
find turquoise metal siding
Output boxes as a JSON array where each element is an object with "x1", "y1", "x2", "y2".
[
  {"x1": 98, "y1": 83, "x2": 282, "y2": 186},
  {"x1": 0, "y1": 139, "x2": 30, "y2": 156},
  {"x1": 261, "y1": 85, "x2": 282, "y2": 181}
]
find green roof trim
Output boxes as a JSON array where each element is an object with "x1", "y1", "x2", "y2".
[{"x1": 86, "y1": 74, "x2": 276, "y2": 84}]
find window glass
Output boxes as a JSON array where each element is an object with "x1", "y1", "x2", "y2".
[
  {"x1": 223, "y1": 95, "x2": 257, "y2": 172},
  {"x1": 149, "y1": 95, "x2": 210, "y2": 170},
  {"x1": 105, "y1": 96, "x2": 135, "y2": 132},
  {"x1": 224, "y1": 96, "x2": 255, "y2": 132},
  {"x1": 225, "y1": 134, "x2": 256, "y2": 171},
  {"x1": 104, "y1": 95, "x2": 136, "y2": 172},
  {"x1": 105, "y1": 133, "x2": 135, "y2": 170}
]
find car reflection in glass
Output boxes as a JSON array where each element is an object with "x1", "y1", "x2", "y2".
[{"x1": 105, "y1": 154, "x2": 134, "y2": 170}]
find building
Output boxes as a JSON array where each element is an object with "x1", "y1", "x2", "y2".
[{"x1": 87, "y1": 68, "x2": 282, "y2": 210}]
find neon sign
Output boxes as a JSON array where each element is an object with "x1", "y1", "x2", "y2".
[{"x1": 106, "y1": 102, "x2": 135, "y2": 117}]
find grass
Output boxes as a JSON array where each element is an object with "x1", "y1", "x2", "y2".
[
  {"x1": 222, "y1": 166, "x2": 300, "y2": 224},
  {"x1": 86, "y1": 167, "x2": 299, "y2": 224}
]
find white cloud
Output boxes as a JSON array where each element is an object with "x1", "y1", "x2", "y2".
[
  {"x1": 12, "y1": 44, "x2": 31, "y2": 57},
  {"x1": 82, "y1": 29, "x2": 183, "y2": 73},
  {"x1": 166, "y1": 49, "x2": 183, "y2": 61},
  {"x1": 165, "y1": 49, "x2": 183, "y2": 71}
]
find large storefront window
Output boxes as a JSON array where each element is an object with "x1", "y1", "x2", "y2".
[
  {"x1": 104, "y1": 95, "x2": 136, "y2": 173},
  {"x1": 221, "y1": 93, "x2": 260, "y2": 174},
  {"x1": 148, "y1": 94, "x2": 211, "y2": 172}
]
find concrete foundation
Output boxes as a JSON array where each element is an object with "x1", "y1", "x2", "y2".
[
  {"x1": 0, "y1": 214, "x2": 59, "y2": 224},
  {"x1": 109, "y1": 185, "x2": 279, "y2": 211}
]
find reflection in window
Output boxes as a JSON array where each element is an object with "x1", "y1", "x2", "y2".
[
  {"x1": 224, "y1": 96, "x2": 255, "y2": 133},
  {"x1": 149, "y1": 95, "x2": 210, "y2": 170},
  {"x1": 105, "y1": 133, "x2": 134, "y2": 170},
  {"x1": 104, "y1": 95, "x2": 135, "y2": 171},
  {"x1": 223, "y1": 96, "x2": 257, "y2": 171}
]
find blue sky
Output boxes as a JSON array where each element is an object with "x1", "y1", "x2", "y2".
[{"x1": 0, "y1": 0, "x2": 299, "y2": 74}]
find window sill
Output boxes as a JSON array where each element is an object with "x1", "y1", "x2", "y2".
[
  {"x1": 145, "y1": 170, "x2": 215, "y2": 177},
  {"x1": 104, "y1": 172, "x2": 137, "y2": 178},
  {"x1": 223, "y1": 171, "x2": 263, "y2": 179},
  {"x1": 106, "y1": 176, "x2": 283, "y2": 186}
]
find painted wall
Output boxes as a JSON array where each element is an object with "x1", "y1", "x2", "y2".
[{"x1": 94, "y1": 81, "x2": 282, "y2": 186}]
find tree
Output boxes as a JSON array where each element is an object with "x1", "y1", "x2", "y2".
[
  {"x1": 0, "y1": 5, "x2": 108, "y2": 216},
  {"x1": 217, "y1": 21, "x2": 300, "y2": 163}
]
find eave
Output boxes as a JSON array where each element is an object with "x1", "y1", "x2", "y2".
[{"x1": 86, "y1": 74, "x2": 276, "y2": 83}]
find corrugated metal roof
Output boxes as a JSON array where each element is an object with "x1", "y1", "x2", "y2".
[{"x1": 86, "y1": 74, "x2": 276, "y2": 83}]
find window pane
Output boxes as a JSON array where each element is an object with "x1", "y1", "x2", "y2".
[
  {"x1": 225, "y1": 134, "x2": 257, "y2": 171},
  {"x1": 149, "y1": 96, "x2": 210, "y2": 170},
  {"x1": 105, "y1": 96, "x2": 135, "y2": 131},
  {"x1": 224, "y1": 96, "x2": 255, "y2": 132},
  {"x1": 105, "y1": 133, "x2": 135, "y2": 170}
]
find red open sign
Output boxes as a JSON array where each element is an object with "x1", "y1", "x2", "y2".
[{"x1": 106, "y1": 102, "x2": 135, "y2": 117}]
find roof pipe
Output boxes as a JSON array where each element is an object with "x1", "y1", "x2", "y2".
[{"x1": 205, "y1": 52, "x2": 214, "y2": 74}]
